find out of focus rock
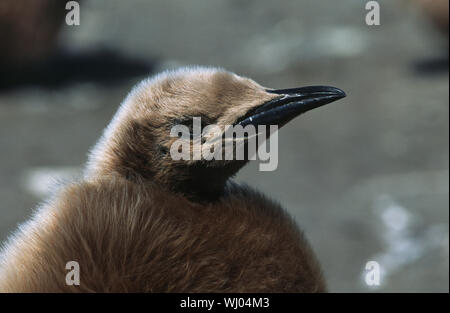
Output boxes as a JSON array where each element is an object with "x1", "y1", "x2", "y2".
[{"x1": 0, "y1": 0, "x2": 66, "y2": 69}]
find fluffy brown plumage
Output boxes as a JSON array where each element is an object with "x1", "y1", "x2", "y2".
[
  {"x1": 0, "y1": 177, "x2": 324, "y2": 292},
  {"x1": 0, "y1": 67, "x2": 332, "y2": 292}
]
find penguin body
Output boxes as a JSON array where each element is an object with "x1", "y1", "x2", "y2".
[
  {"x1": 0, "y1": 177, "x2": 324, "y2": 292},
  {"x1": 0, "y1": 67, "x2": 345, "y2": 292}
]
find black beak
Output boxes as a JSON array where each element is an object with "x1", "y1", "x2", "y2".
[{"x1": 236, "y1": 86, "x2": 346, "y2": 127}]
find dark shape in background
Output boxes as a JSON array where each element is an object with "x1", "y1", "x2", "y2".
[
  {"x1": 0, "y1": 49, "x2": 155, "y2": 91},
  {"x1": 413, "y1": 56, "x2": 449, "y2": 76},
  {"x1": 0, "y1": 0, "x2": 65, "y2": 70},
  {"x1": 411, "y1": 0, "x2": 449, "y2": 76},
  {"x1": 415, "y1": 0, "x2": 449, "y2": 36}
]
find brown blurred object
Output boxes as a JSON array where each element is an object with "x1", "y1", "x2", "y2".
[
  {"x1": 414, "y1": 0, "x2": 449, "y2": 35},
  {"x1": 0, "y1": 0, "x2": 66, "y2": 69}
]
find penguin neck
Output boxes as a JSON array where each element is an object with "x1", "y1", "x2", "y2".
[
  {"x1": 168, "y1": 161, "x2": 246, "y2": 202},
  {"x1": 171, "y1": 173, "x2": 229, "y2": 202}
]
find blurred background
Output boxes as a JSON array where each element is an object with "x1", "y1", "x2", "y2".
[{"x1": 0, "y1": 0, "x2": 448, "y2": 292}]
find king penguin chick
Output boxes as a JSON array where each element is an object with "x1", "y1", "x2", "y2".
[{"x1": 0, "y1": 67, "x2": 345, "y2": 292}]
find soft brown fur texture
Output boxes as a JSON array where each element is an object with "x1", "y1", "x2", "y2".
[{"x1": 0, "y1": 67, "x2": 326, "y2": 292}]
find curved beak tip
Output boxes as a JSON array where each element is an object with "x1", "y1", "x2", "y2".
[{"x1": 332, "y1": 87, "x2": 346, "y2": 98}]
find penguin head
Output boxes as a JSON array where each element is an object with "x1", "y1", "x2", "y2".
[{"x1": 87, "y1": 66, "x2": 345, "y2": 201}]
